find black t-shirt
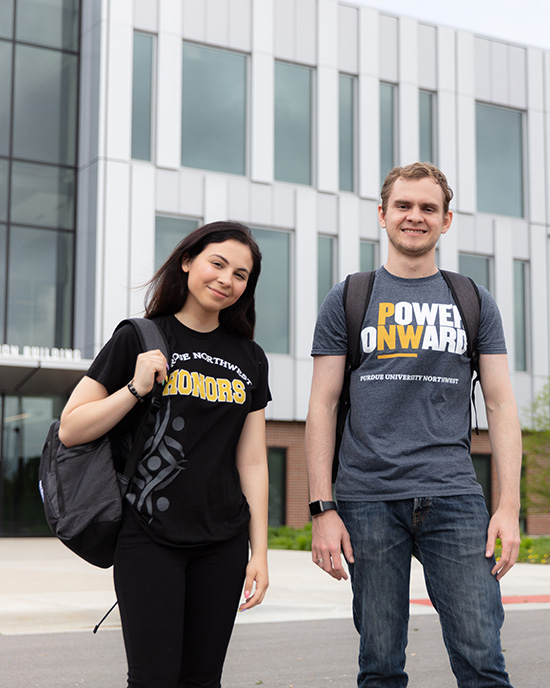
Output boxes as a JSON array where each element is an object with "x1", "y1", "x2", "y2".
[{"x1": 87, "y1": 315, "x2": 271, "y2": 546}]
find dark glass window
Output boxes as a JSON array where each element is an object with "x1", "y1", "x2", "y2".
[
  {"x1": 476, "y1": 103, "x2": 523, "y2": 218},
  {"x1": 132, "y1": 32, "x2": 154, "y2": 161},
  {"x1": 360, "y1": 241, "x2": 377, "y2": 272},
  {"x1": 6, "y1": 227, "x2": 73, "y2": 348},
  {"x1": 251, "y1": 228, "x2": 291, "y2": 354},
  {"x1": 459, "y1": 253, "x2": 491, "y2": 292},
  {"x1": 155, "y1": 216, "x2": 199, "y2": 272},
  {"x1": 182, "y1": 42, "x2": 247, "y2": 175},
  {"x1": 1, "y1": 396, "x2": 65, "y2": 535},
  {"x1": 12, "y1": 44, "x2": 78, "y2": 166},
  {"x1": 318, "y1": 235, "x2": 335, "y2": 310},
  {"x1": 0, "y1": 0, "x2": 14, "y2": 40},
  {"x1": 268, "y1": 447, "x2": 286, "y2": 527},
  {"x1": 339, "y1": 74, "x2": 355, "y2": 192},
  {"x1": 11, "y1": 162, "x2": 75, "y2": 230},
  {"x1": 0, "y1": 223, "x2": 6, "y2": 331},
  {"x1": 16, "y1": 0, "x2": 79, "y2": 51},
  {"x1": 472, "y1": 454, "x2": 492, "y2": 511},
  {"x1": 0, "y1": 39, "x2": 12, "y2": 156},
  {"x1": 419, "y1": 90, "x2": 435, "y2": 164},
  {"x1": 274, "y1": 61, "x2": 312, "y2": 185},
  {"x1": 0, "y1": 158, "x2": 8, "y2": 222},
  {"x1": 513, "y1": 260, "x2": 528, "y2": 372}
]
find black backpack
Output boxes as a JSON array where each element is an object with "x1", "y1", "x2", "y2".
[
  {"x1": 39, "y1": 318, "x2": 170, "y2": 568},
  {"x1": 333, "y1": 270, "x2": 481, "y2": 482}
]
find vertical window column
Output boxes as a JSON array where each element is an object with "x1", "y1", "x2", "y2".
[
  {"x1": 475, "y1": 103, "x2": 524, "y2": 218},
  {"x1": 181, "y1": 43, "x2": 247, "y2": 175},
  {"x1": 132, "y1": 31, "x2": 155, "y2": 161},
  {"x1": 419, "y1": 90, "x2": 436, "y2": 164},
  {"x1": 251, "y1": 228, "x2": 291, "y2": 354},
  {"x1": 274, "y1": 62, "x2": 313, "y2": 185},
  {"x1": 513, "y1": 260, "x2": 528, "y2": 371},
  {"x1": 317, "y1": 235, "x2": 336, "y2": 310},
  {"x1": 339, "y1": 74, "x2": 355, "y2": 192}
]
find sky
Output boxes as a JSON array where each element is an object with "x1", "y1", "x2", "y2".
[{"x1": 354, "y1": 0, "x2": 550, "y2": 50}]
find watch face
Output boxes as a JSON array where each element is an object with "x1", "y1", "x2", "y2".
[{"x1": 309, "y1": 501, "x2": 322, "y2": 516}]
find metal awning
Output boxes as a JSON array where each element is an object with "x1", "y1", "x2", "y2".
[{"x1": 0, "y1": 358, "x2": 92, "y2": 396}]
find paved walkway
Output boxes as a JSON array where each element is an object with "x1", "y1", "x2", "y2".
[{"x1": 0, "y1": 537, "x2": 549, "y2": 635}]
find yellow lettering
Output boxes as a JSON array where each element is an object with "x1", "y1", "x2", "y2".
[
  {"x1": 205, "y1": 376, "x2": 217, "y2": 401},
  {"x1": 217, "y1": 378, "x2": 233, "y2": 402},
  {"x1": 378, "y1": 303, "x2": 395, "y2": 325},
  {"x1": 232, "y1": 379, "x2": 246, "y2": 404},
  {"x1": 163, "y1": 371, "x2": 179, "y2": 396},
  {"x1": 377, "y1": 325, "x2": 396, "y2": 350},
  {"x1": 177, "y1": 370, "x2": 193, "y2": 395},
  {"x1": 191, "y1": 372, "x2": 206, "y2": 399},
  {"x1": 397, "y1": 324, "x2": 423, "y2": 349}
]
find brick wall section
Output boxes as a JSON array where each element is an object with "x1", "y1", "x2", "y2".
[
  {"x1": 267, "y1": 422, "x2": 550, "y2": 534},
  {"x1": 523, "y1": 451, "x2": 550, "y2": 535},
  {"x1": 266, "y1": 421, "x2": 309, "y2": 528}
]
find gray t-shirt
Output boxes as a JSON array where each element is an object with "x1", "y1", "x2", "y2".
[{"x1": 311, "y1": 267, "x2": 507, "y2": 501}]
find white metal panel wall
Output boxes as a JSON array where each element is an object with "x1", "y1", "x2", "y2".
[
  {"x1": 456, "y1": 32, "x2": 476, "y2": 214},
  {"x1": 274, "y1": 0, "x2": 317, "y2": 65},
  {"x1": 338, "y1": 194, "x2": 360, "y2": 279},
  {"x1": 104, "y1": 12, "x2": 132, "y2": 160},
  {"x1": 134, "y1": 0, "x2": 158, "y2": 31},
  {"x1": 156, "y1": 32, "x2": 182, "y2": 170},
  {"x1": 101, "y1": 161, "x2": 132, "y2": 340},
  {"x1": 317, "y1": 0, "x2": 338, "y2": 193},
  {"x1": 338, "y1": 3, "x2": 358, "y2": 74},
  {"x1": 529, "y1": 224, "x2": 550, "y2": 381},
  {"x1": 378, "y1": 14, "x2": 398, "y2": 82},
  {"x1": 129, "y1": 164, "x2": 156, "y2": 317},
  {"x1": 398, "y1": 18, "x2": 418, "y2": 166},
  {"x1": 358, "y1": 7, "x2": 379, "y2": 198},
  {"x1": 493, "y1": 218, "x2": 515, "y2": 359},
  {"x1": 418, "y1": 23, "x2": 436, "y2": 91},
  {"x1": 527, "y1": 49, "x2": 546, "y2": 225},
  {"x1": 251, "y1": 0, "x2": 274, "y2": 183}
]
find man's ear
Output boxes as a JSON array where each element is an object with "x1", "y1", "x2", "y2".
[
  {"x1": 378, "y1": 205, "x2": 386, "y2": 228},
  {"x1": 440, "y1": 210, "x2": 453, "y2": 235}
]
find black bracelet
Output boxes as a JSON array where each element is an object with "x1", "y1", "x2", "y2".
[{"x1": 127, "y1": 381, "x2": 144, "y2": 403}]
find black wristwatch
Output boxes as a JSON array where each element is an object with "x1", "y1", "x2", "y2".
[{"x1": 309, "y1": 500, "x2": 337, "y2": 517}]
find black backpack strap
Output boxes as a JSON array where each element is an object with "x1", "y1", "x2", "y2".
[
  {"x1": 112, "y1": 318, "x2": 171, "y2": 486},
  {"x1": 440, "y1": 270, "x2": 482, "y2": 435},
  {"x1": 333, "y1": 271, "x2": 376, "y2": 482},
  {"x1": 344, "y1": 271, "x2": 376, "y2": 370}
]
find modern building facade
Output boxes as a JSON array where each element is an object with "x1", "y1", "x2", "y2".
[{"x1": 1, "y1": 0, "x2": 549, "y2": 536}]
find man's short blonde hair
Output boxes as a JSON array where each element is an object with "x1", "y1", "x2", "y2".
[{"x1": 380, "y1": 162, "x2": 454, "y2": 215}]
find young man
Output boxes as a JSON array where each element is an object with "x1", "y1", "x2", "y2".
[{"x1": 306, "y1": 163, "x2": 521, "y2": 687}]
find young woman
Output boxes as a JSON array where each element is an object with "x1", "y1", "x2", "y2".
[{"x1": 59, "y1": 221, "x2": 270, "y2": 687}]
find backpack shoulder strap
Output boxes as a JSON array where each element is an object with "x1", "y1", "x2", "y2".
[
  {"x1": 439, "y1": 270, "x2": 481, "y2": 359},
  {"x1": 116, "y1": 317, "x2": 170, "y2": 361},
  {"x1": 439, "y1": 269, "x2": 482, "y2": 435},
  {"x1": 112, "y1": 318, "x2": 171, "y2": 482},
  {"x1": 343, "y1": 271, "x2": 376, "y2": 369}
]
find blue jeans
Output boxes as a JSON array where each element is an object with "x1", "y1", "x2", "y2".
[{"x1": 338, "y1": 495, "x2": 513, "y2": 688}]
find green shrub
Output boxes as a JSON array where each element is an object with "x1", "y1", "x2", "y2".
[{"x1": 268, "y1": 524, "x2": 549, "y2": 564}]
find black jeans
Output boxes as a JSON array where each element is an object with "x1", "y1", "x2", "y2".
[{"x1": 114, "y1": 507, "x2": 249, "y2": 687}]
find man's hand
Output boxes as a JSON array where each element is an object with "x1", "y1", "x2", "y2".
[
  {"x1": 485, "y1": 507, "x2": 521, "y2": 580},
  {"x1": 311, "y1": 510, "x2": 354, "y2": 580}
]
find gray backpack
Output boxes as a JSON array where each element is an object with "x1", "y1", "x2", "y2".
[{"x1": 38, "y1": 318, "x2": 169, "y2": 568}]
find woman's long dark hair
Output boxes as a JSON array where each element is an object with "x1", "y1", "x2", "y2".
[{"x1": 144, "y1": 221, "x2": 262, "y2": 340}]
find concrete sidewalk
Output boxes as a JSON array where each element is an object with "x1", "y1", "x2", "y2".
[{"x1": 0, "y1": 537, "x2": 549, "y2": 635}]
